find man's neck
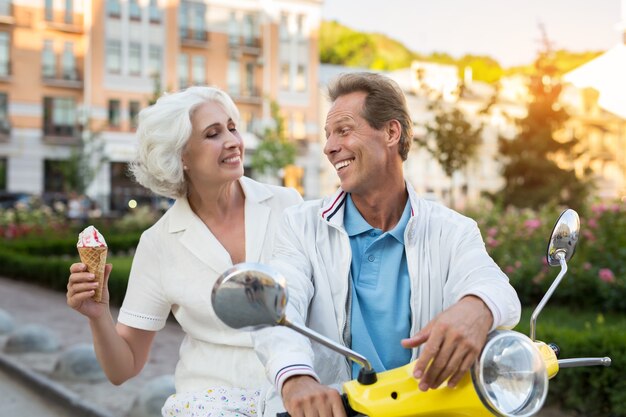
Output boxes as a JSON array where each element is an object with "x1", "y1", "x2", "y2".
[{"x1": 350, "y1": 180, "x2": 408, "y2": 232}]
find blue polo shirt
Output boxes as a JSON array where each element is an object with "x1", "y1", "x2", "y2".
[{"x1": 344, "y1": 194, "x2": 412, "y2": 378}]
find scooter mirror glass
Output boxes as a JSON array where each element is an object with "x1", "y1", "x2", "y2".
[
  {"x1": 546, "y1": 209, "x2": 580, "y2": 267},
  {"x1": 211, "y1": 262, "x2": 287, "y2": 330}
]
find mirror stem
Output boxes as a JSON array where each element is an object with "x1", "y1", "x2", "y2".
[
  {"x1": 530, "y1": 253, "x2": 567, "y2": 341},
  {"x1": 283, "y1": 320, "x2": 374, "y2": 371}
]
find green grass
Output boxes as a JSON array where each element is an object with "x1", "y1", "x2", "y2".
[{"x1": 516, "y1": 306, "x2": 626, "y2": 334}]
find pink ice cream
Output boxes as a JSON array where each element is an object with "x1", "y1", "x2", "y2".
[{"x1": 77, "y1": 225, "x2": 107, "y2": 248}]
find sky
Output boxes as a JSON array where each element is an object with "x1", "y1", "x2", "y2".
[{"x1": 321, "y1": 0, "x2": 624, "y2": 67}]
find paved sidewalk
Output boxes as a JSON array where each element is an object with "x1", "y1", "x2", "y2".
[{"x1": 0, "y1": 275, "x2": 184, "y2": 417}]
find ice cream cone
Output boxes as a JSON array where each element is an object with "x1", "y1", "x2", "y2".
[{"x1": 78, "y1": 246, "x2": 108, "y2": 302}]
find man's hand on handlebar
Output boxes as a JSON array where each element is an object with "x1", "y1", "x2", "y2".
[
  {"x1": 282, "y1": 375, "x2": 347, "y2": 417},
  {"x1": 401, "y1": 295, "x2": 493, "y2": 391}
]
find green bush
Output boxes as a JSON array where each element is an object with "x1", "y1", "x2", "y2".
[
  {"x1": 465, "y1": 199, "x2": 626, "y2": 313},
  {"x1": 537, "y1": 325, "x2": 625, "y2": 416}
]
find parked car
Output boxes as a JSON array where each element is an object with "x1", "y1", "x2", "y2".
[{"x1": 0, "y1": 192, "x2": 34, "y2": 209}]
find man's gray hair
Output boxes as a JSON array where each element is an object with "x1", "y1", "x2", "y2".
[{"x1": 328, "y1": 72, "x2": 413, "y2": 161}]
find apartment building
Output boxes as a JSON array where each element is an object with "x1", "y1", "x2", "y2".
[{"x1": 0, "y1": 0, "x2": 321, "y2": 213}]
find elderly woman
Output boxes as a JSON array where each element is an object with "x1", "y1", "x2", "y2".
[{"x1": 66, "y1": 86, "x2": 302, "y2": 417}]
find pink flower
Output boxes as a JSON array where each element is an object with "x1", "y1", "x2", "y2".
[
  {"x1": 524, "y1": 218, "x2": 541, "y2": 231},
  {"x1": 505, "y1": 265, "x2": 515, "y2": 274},
  {"x1": 486, "y1": 236, "x2": 500, "y2": 248},
  {"x1": 583, "y1": 262, "x2": 592, "y2": 271},
  {"x1": 591, "y1": 203, "x2": 606, "y2": 214},
  {"x1": 487, "y1": 227, "x2": 498, "y2": 238},
  {"x1": 582, "y1": 229, "x2": 597, "y2": 242},
  {"x1": 587, "y1": 218, "x2": 598, "y2": 229},
  {"x1": 598, "y1": 268, "x2": 616, "y2": 284}
]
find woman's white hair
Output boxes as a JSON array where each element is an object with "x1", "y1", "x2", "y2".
[{"x1": 129, "y1": 86, "x2": 240, "y2": 199}]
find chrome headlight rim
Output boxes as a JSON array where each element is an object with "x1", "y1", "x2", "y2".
[{"x1": 471, "y1": 330, "x2": 548, "y2": 417}]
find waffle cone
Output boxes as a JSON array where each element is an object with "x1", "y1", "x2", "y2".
[{"x1": 77, "y1": 246, "x2": 108, "y2": 302}]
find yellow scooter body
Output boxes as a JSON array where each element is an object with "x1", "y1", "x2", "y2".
[
  {"x1": 342, "y1": 361, "x2": 492, "y2": 417},
  {"x1": 342, "y1": 338, "x2": 560, "y2": 417}
]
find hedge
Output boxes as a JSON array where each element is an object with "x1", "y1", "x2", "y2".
[{"x1": 0, "y1": 242, "x2": 134, "y2": 306}]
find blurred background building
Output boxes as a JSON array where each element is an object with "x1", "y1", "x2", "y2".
[{"x1": 0, "y1": 0, "x2": 322, "y2": 214}]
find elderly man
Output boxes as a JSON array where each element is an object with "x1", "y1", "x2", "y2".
[{"x1": 255, "y1": 72, "x2": 521, "y2": 417}]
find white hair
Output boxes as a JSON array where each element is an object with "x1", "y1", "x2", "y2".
[{"x1": 129, "y1": 86, "x2": 240, "y2": 199}]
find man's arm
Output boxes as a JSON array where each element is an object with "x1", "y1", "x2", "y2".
[
  {"x1": 403, "y1": 218, "x2": 521, "y2": 391},
  {"x1": 254, "y1": 207, "x2": 316, "y2": 382},
  {"x1": 401, "y1": 295, "x2": 492, "y2": 390}
]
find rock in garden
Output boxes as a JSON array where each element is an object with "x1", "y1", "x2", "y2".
[
  {"x1": 52, "y1": 343, "x2": 106, "y2": 382},
  {"x1": 3, "y1": 323, "x2": 61, "y2": 353},
  {"x1": 127, "y1": 374, "x2": 175, "y2": 417},
  {"x1": 0, "y1": 309, "x2": 15, "y2": 335}
]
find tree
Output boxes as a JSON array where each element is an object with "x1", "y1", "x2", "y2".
[
  {"x1": 59, "y1": 122, "x2": 108, "y2": 195},
  {"x1": 497, "y1": 27, "x2": 590, "y2": 210},
  {"x1": 416, "y1": 96, "x2": 483, "y2": 208},
  {"x1": 251, "y1": 101, "x2": 296, "y2": 179}
]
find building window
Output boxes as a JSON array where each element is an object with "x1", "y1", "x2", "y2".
[
  {"x1": 43, "y1": 160, "x2": 66, "y2": 193},
  {"x1": 43, "y1": 97, "x2": 76, "y2": 137},
  {"x1": 292, "y1": 112, "x2": 306, "y2": 139},
  {"x1": 243, "y1": 14, "x2": 257, "y2": 46},
  {"x1": 227, "y1": 59, "x2": 239, "y2": 96},
  {"x1": 61, "y1": 42, "x2": 77, "y2": 80},
  {"x1": 244, "y1": 62, "x2": 254, "y2": 96},
  {"x1": 240, "y1": 111, "x2": 251, "y2": 133},
  {"x1": 64, "y1": 0, "x2": 73, "y2": 24},
  {"x1": 296, "y1": 14, "x2": 304, "y2": 37},
  {"x1": 106, "y1": 0, "x2": 121, "y2": 18},
  {"x1": 279, "y1": 13, "x2": 289, "y2": 40},
  {"x1": 106, "y1": 40, "x2": 121, "y2": 74},
  {"x1": 0, "y1": 92, "x2": 9, "y2": 133},
  {"x1": 44, "y1": 0, "x2": 53, "y2": 21},
  {"x1": 191, "y1": 3, "x2": 206, "y2": 41},
  {"x1": 148, "y1": 45, "x2": 161, "y2": 77},
  {"x1": 280, "y1": 63, "x2": 290, "y2": 90},
  {"x1": 148, "y1": 0, "x2": 161, "y2": 23},
  {"x1": 178, "y1": 2, "x2": 188, "y2": 38},
  {"x1": 180, "y1": 1, "x2": 206, "y2": 41},
  {"x1": 129, "y1": 100, "x2": 140, "y2": 129},
  {"x1": 129, "y1": 42, "x2": 141, "y2": 76},
  {"x1": 0, "y1": 157, "x2": 6, "y2": 190},
  {"x1": 42, "y1": 40, "x2": 56, "y2": 78},
  {"x1": 192, "y1": 55, "x2": 205, "y2": 85},
  {"x1": 0, "y1": 0, "x2": 11, "y2": 17},
  {"x1": 228, "y1": 12, "x2": 239, "y2": 45},
  {"x1": 295, "y1": 64, "x2": 306, "y2": 92},
  {"x1": 0, "y1": 32, "x2": 9, "y2": 77},
  {"x1": 108, "y1": 99, "x2": 120, "y2": 127},
  {"x1": 129, "y1": 0, "x2": 141, "y2": 21},
  {"x1": 178, "y1": 53, "x2": 188, "y2": 88}
]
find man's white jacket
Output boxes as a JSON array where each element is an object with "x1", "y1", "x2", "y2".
[{"x1": 253, "y1": 182, "x2": 521, "y2": 413}]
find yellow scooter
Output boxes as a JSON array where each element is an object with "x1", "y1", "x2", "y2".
[{"x1": 212, "y1": 209, "x2": 611, "y2": 417}]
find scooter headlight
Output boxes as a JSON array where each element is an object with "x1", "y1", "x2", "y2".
[{"x1": 471, "y1": 330, "x2": 548, "y2": 417}]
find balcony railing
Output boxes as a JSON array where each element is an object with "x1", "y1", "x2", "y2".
[
  {"x1": 42, "y1": 68, "x2": 83, "y2": 88},
  {"x1": 43, "y1": 124, "x2": 80, "y2": 144},
  {"x1": 180, "y1": 28, "x2": 209, "y2": 46}
]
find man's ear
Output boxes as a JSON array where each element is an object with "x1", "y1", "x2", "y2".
[{"x1": 386, "y1": 119, "x2": 402, "y2": 148}]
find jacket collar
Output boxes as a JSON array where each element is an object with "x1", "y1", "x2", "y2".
[
  {"x1": 167, "y1": 177, "x2": 273, "y2": 273},
  {"x1": 319, "y1": 180, "x2": 418, "y2": 228}
]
